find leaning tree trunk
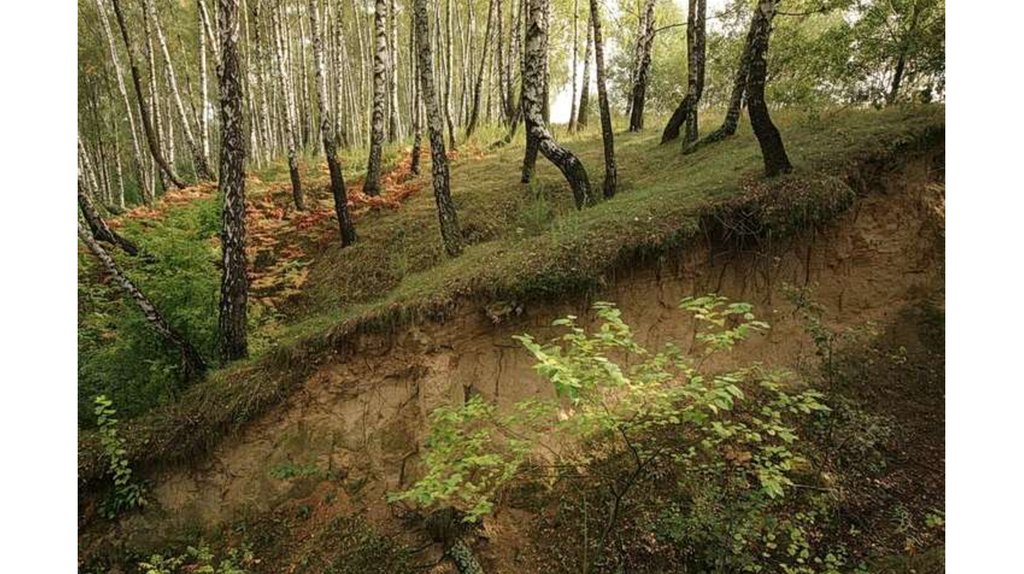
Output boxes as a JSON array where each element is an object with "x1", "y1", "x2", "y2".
[
  {"x1": 79, "y1": 222, "x2": 206, "y2": 380},
  {"x1": 146, "y1": 0, "x2": 213, "y2": 180},
  {"x1": 78, "y1": 173, "x2": 138, "y2": 256},
  {"x1": 684, "y1": 11, "x2": 757, "y2": 154},
  {"x1": 466, "y1": 0, "x2": 497, "y2": 138},
  {"x1": 521, "y1": 0, "x2": 592, "y2": 209},
  {"x1": 110, "y1": 0, "x2": 187, "y2": 190},
  {"x1": 95, "y1": 0, "x2": 151, "y2": 202},
  {"x1": 308, "y1": 0, "x2": 358, "y2": 246},
  {"x1": 588, "y1": 0, "x2": 616, "y2": 198},
  {"x1": 217, "y1": 0, "x2": 249, "y2": 362},
  {"x1": 627, "y1": 0, "x2": 656, "y2": 132},
  {"x1": 747, "y1": 0, "x2": 792, "y2": 177},
  {"x1": 273, "y1": 4, "x2": 305, "y2": 209},
  {"x1": 364, "y1": 0, "x2": 389, "y2": 197},
  {"x1": 413, "y1": 0, "x2": 464, "y2": 257},
  {"x1": 577, "y1": 14, "x2": 593, "y2": 130},
  {"x1": 660, "y1": 0, "x2": 706, "y2": 144}
]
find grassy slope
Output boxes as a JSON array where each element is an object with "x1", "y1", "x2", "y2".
[{"x1": 78, "y1": 106, "x2": 944, "y2": 485}]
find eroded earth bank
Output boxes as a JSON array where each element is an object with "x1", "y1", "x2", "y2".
[{"x1": 81, "y1": 152, "x2": 945, "y2": 573}]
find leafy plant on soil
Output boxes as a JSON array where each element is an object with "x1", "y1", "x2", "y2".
[
  {"x1": 393, "y1": 296, "x2": 832, "y2": 570},
  {"x1": 94, "y1": 395, "x2": 147, "y2": 519},
  {"x1": 138, "y1": 542, "x2": 255, "y2": 574}
]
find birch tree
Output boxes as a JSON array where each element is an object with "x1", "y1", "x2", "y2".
[
  {"x1": 521, "y1": 0, "x2": 592, "y2": 209},
  {"x1": 568, "y1": 0, "x2": 579, "y2": 133},
  {"x1": 273, "y1": 2, "x2": 305, "y2": 209},
  {"x1": 466, "y1": 0, "x2": 497, "y2": 138},
  {"x1": 387, "y1": 0, "x2": 402, "y2": 142},
  {"x1": 413, "y1": 0, "x2": 464, "y2": 257},
  {"x1": 746, "y1": 0, "x2": 792, "y2": 176},
  {"x1": 94, "y1": 0, "x2": 151, "y2": 202},
  {"x1": 685, "y1": 11, "x2": 758, "y2": 154},
  {"x1": 409, "y1": 9, "x2": 423, "y2": 176},
  {"x1": 444, "y1": 0, "x2": 457, "y2": 148},
  {"x1": 628, "y1": 0, "x2": 657, "y2": 132},
  {"x1": 78, "y1": 170, "x2": 138, "y2": 257},
  {"x1": 309, "y1": 0, "x2": 358, "y2": 246},
  {"x1": 198, "y1": 1, "x2": 213, "y2": 168},
  {"x1": 110, "y1": 0, "x2": 187, "y2": 189},
  {"x1": 364, "y1": 0, "x2": 389, "y2": 197},
  {"x1": 146, "y1": 0, "x2": 214, "y2": 180},
  {"x1": 661, "y1": 0, "x2": 706, "y2": 145},
  {"x1": 217, "y1": 0, "x2": 249, "y2": 362},
  {"x1": 588, "y1": 0, "x2": 616, "y2": 198},
  {"x1": 79, "y1": 221, "x2": 207, "y2": 381},
  {"x1": 576, "y1": 12, "x2": 592, "y2": 130}
]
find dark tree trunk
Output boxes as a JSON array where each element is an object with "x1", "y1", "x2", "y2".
[
  {"x1": 500, "y1": 95, "x2": 523, "y2": 147},
  {"x1": 628, "y1": 0, "x2": 656, "y2": 132},
  {"x1": 746, "y1": 0, "x2": 792, "y2": 177},
  {"x1": 309, "y1": 0, "x2": 357, "y2": 247},
  {"x1": 887, "y1": 54, "x2": 907, "y2": 106},
  {"x1": 684, "y1": 11, "x2": 757, "y2": 154},
  {"x1": 217, "y1": 0, "x2": 249, "y2": 362},
  {"x1": 576, "y1": 13, "x2": 592, "y2": 129},
  {"x1": 78, "y1": 177, "x2": 138, "y2": 257},
  {"x1": 521, "y1": 0, "x2": 592, "y2": 209},
  {"x1": 466, "y1": 0, "x2": 497, "y2": 138},
  {"x1": 79, "y1": 222, "x2": 206, "y2": 381},
  {"x1": 661, "y1": 0, "x2": 706, "y2": 144},
  {"x1": 413, "y1": 0, "x2": 463, "y2": 257},
  {"x1": 110, "y1": 0, "x2": 187, "y2": 190},
  {"x1": 364, "y1": 0, "x2": 388, "y2": 197},
  {"x1": 520, "y1": 119, "x2": 539, "y2": 182},
  {"x1": 588, "y1": 0, "x2": 616, "y2": 198},
  {"x1": 886, "y1": 0, "x2": 921, "y2": 105}
]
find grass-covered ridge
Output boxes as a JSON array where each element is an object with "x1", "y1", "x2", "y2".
[{"x1": 78, "y1": 106, "x2": 944, "y2": 486}]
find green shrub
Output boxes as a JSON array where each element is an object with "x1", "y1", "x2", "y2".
[
  {"x1": 138, "y1": 542, "x2": 254, "y2": 574},
  {"x1": 78, "y1": 198, "x2": 220, "y2": 423},
  {"x1": 94, "y1": 395, "x2": 147, "y2": 519},
  {"x1": 394, "y1": 296, "x2": 836, "y2": 572}
]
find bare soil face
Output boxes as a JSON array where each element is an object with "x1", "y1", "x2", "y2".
[{"x1": 82, "y1": 155, "x2": 944, "y2": 572}]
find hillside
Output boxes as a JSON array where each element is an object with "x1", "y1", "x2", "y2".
[
  {"x1": 79, "y1": 106, "x2": 945, "y2": 573},
  {"x1": 79, "y1": 106, "x2": 944, "y2": 484}
]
